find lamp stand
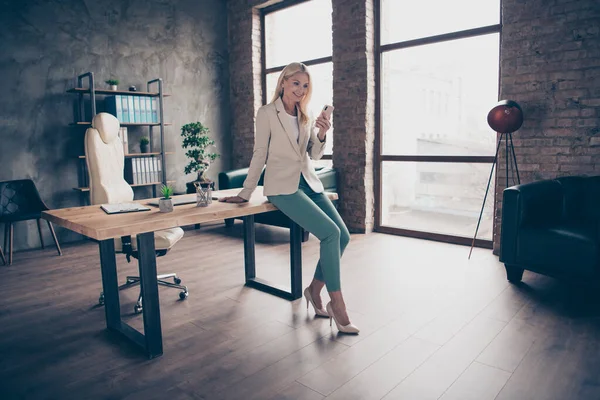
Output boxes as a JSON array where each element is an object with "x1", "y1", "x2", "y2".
[{"x1": 468, "y1": 131, "x2": 520, "y2": 259}]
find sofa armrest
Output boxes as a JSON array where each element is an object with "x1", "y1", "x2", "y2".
[
  {"x1": 218, "y1": 167, "x2": 249, "y2": 190},
  {"x1": 500, "y1": 179, "x2": 563, "y2": 264},
  {"x1": 316, "y1": 167, "x2": 337, "y2": 192}
]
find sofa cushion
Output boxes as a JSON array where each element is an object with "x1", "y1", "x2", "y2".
[
  {"x1": 218, "y1": 167, "x2": 250, "y2": 191},
  {"x1": 518, "y1": 223, "x2": 598, "y2": 278}
]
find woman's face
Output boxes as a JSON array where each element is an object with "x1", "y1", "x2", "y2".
[{"x1": 281, "y1": 72, "x2": 309, "y2": 104}]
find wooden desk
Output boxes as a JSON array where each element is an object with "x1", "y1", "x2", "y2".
[{"x1": 42, "y1": 188, "x2": 338, "y2": 359}]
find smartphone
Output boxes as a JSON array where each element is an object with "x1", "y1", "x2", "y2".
[{"x1": 321, "y1": 104, "x2": 334, "y2": 119}]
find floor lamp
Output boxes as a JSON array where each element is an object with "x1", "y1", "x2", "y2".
[{"x1": 469, "y1": 100, "x2": 524, "y2": 259}]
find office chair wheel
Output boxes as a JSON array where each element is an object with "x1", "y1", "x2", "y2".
[
  {"x1": 174, "y1": 277, "x2": 182, "y2": 284},
  {"x1": 134, "y1": 298, "x2": 143, "y2": 314},
  {"x1": 179, "y1": 291, "x2": 188, "y2": 300},
  {"x1": 98, "y1": 293, "x2": 105, "y2": 305}
]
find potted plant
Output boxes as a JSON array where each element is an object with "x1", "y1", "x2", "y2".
[
  {"x1": 181, "y1": 122, "x2": 219, "y2": 193},
  {"x1": 158, "y1": 184, "x2": 174, "y2": 213},
  {"x1": 140, "y1": 136, "x2": 150, "y2": 153},
  {"x1": 105, "y1": 79, "x2": 119, "y2": 91}
]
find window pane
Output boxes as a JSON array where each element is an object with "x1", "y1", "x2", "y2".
[
  {"x1": 266, "y1": 62, "x2": 334, "y2": 155},
  {"x1": 381, "y1": 161, "x2": 495, "y2": 240},
  {"x1": 381, "y1": 33, "x2": 499, "y2": 156},
  {"x1": 381, "y1": 0, "x2": 500, "y2": 44},
  {"x1": 265, "y1": 0, "x2": 332, "y2": 68}
]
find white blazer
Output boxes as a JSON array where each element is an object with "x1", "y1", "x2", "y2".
[{"x1": 238, "y1": 97, "x2": 327, "y2": 200}]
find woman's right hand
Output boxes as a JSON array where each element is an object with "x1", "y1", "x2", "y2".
[{"x1": 219, "y1": 195, "x2": 248, "y2": 203}]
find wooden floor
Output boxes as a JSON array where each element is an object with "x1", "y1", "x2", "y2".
[{"x1": 1, "y1": 221, "x2": 600, "y2": 400}]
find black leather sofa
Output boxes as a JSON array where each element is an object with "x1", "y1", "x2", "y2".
[
  {"x1": 218, "y1": 166, "x2": 338, "y2": 242},
  {"x1": 500, "y1": 175, "x2": 600, "y2": 285}
]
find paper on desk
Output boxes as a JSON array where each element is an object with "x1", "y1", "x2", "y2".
[{"x1": 101, "y1": 202, "x2": 151, "y2": 214}]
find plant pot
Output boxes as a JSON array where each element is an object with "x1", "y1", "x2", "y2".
[
  {"x1": 110, "y1": 85, "x2": 117, "y2": 91},
  {"x1": 158, "y1": 198, "x2": 173, "y2": 213},
  {"x1": 186, "y1": 178, "x2": 213, "y2": 194},
  {"x1": 140, "y1": 143, "x2": 149, "y2": 153}
]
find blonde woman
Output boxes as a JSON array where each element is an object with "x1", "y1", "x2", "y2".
[{"x1": 220, "y1": 62, "x2": 358, "y2": 334}]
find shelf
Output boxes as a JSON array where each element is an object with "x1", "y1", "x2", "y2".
[
  {"x1": 70, "y1": 122, "x2": 172, "y2": 127},
  {"x1": 78, "y1": 152, "x2": 174, "y2": 159},
  {"x1": 66, "y1": 88, "x2": 171, "y2": 97},
  {"x1": 73, "y1": 180, "x2": 175, "y2": 192}
]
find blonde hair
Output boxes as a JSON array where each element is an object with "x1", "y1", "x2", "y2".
[{"x1": 270, "y1": 62, "x2": 312, "y2": 126}]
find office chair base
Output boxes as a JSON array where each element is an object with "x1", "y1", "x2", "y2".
[{"x1": 98, "y1": 273, "x2": 188, "y2": 314}]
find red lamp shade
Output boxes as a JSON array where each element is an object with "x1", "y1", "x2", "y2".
[{"x1": 487, "y1": 100, "x2": 523, "y2": 133}]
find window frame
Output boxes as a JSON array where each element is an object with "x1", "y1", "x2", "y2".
[{"x1": 374, "y1": 0, "x2": 502, "y2": 248}]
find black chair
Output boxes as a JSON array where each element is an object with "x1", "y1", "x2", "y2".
[
  {"x1": 500, "y1": 175, "x2": 600, "y2": 285},
  {"x1": 0, "y1": 179, "x2": 62, "y2": 265}
]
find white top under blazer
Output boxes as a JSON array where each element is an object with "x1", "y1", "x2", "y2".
[{"x1": 238, "y1": 97, "x2": 327, "y2": 200}]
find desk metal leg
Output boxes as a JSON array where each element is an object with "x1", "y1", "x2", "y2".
[
  {"x1": 99, "y1": 239, "x2": 121, "y2": 329},
  {"x1": 137, "y1": 232, "x2": 163, "y2": 358},
  {"x1": 290, "y1": 221, "x2": 302, "y2": 299},
  {"x1": 243, "y1": 216, "x2": 303, "y2": 300},
  {"x1": 243, "y1": 215, "x2": 256, "y2": 280},
  {"x1": 98, "y1": 233, "x2": 163, "y2": 359}
]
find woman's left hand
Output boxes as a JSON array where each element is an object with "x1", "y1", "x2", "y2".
[{"x1": 315, "y1": 112, "x2": 331, "y2": 141}]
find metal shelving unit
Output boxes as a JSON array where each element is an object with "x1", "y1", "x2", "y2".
[{"x1": 68, "y1": 72, "x2": 174, "y2": 198}]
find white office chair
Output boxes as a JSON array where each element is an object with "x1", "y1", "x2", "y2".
[{"x1": 84, "y1": 112, "x2": 187, "y2": 313}]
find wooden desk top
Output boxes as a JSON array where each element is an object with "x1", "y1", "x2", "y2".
[{"x1": 42, "y1": 188, "x2": 338, "y2": 241}]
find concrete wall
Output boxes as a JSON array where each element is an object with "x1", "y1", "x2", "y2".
[{"x1": 0, "y1": 0, "x2": 230, "y2": 251}]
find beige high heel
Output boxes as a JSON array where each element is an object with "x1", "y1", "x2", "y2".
[
  {"x1": 304, "y1": 287, "x2": 329, "y2": 317},
  {"x1": 326, "y1": 302, "x2": 360, "y2": 334}
]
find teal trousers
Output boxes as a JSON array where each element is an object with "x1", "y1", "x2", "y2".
[{"x1": 267, "y1": 175, "x2": 350, "y2": 292}]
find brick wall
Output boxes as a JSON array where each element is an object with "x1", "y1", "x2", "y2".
[
  {"x1": 227, "y1": 0, "x2": 376, "y2": 233},
  {"x1": 227, "y1": 0, "x2": 263, "y2": 169},
  {"x1": 495, "y1": 0, "x2": 600, "y2": 253},
  {"x1": 331, "y1": 0, "x2": 376, "y2": 233}
]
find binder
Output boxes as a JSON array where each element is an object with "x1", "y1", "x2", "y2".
[
  {"x1": 139, "y1": 96, "x2": 147, "y2": 123},
  {"x1": 120, "y1": 127, "x2": 128, "y2": 154},
  {"x1": 146, "y1": 97, "x2": 152, "y2": 123},
  {"x1": 134, "y1": 97, "x2": 141, "y2": 123},
  {"x1": 151, "y1": 98, "x2": 158, "y2": 123},
  {"x1": 105, "y1": 95, "x2": 123, "y2": 121},
  {"x1": 121, "y1": 96, "x2": 130, "y2": 123},
  {"x1": 128, "y1": 97, "x2": 135, "y2": 122}
]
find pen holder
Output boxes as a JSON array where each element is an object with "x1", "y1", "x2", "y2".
[{"x1": 195, "y1": 181, "x2": 214, "y2": 207}]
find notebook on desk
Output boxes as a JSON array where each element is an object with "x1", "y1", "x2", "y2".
[{"x1": 101, "y1": 202, "x2": 152, "y2": 215}]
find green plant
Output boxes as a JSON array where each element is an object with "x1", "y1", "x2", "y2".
[
  {"x1": 140, "y1": 136, "x2": 150, "y2": 145},
  {"x1": 181, "y1": 122, "x2": 219, "y2": 182},
  {"x1": 105, "y1": 79, "x2": 119, "y2": 86},
  {"x1": 160, "y1": 184, "x2": 173, "y2": 199}
]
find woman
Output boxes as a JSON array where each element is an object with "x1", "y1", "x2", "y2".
[{"x1": 219, "y1": 62, "x2": 358, "y2": 334}]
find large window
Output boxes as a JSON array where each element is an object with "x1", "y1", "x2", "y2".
[
  {"x1": 262, "y1": 0, "x2": 334, "y2": 162},
  {"x1": 376, "y1": 0, "x2": 501, "y2": 247}
]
